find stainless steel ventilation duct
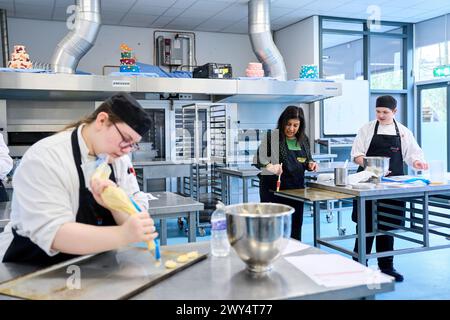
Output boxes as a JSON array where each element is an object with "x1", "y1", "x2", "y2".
[
  {"x1": 51, "y1": 0, "x2": 101, "y2": 73},
  {"x1": 0, "y1": 9, "x2": 9, "y2": 68},
  {"x1": 248, "y1": 0, "x2": 287, "y2": 81}
]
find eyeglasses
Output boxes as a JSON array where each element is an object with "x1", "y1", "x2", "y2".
[{"x1": 112, "y1": 122, "x2": 140, "y2": 151}]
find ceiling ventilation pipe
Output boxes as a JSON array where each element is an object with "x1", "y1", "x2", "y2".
[
  {"x1": 248, "y1": 0, "x2": 287, "y2": 81},
  {"x1": 51, "y1": 0, "x2": 101, "y2": 73},
  {"x1": 0, "y1": 9, "x2": 9, "y2": 68}
]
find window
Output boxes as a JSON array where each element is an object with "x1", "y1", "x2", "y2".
[
  {"x1": 415, "y1": 14, "x2": 450, "y2": 82},
  {"x1": 370, "y1": 36, "x2": 404, "y2": 90},
  {"x1": 322, "y1": 33, "x2": 364, "y2": 80}
]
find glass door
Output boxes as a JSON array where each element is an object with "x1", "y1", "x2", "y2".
[{"x1": 418, "y1": 84, "x2": 449, "y2": 169}]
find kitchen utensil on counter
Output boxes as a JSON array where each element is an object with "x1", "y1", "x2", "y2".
[
  {"x1": 334, "y1": 167, "x2": 348, "y2": 186},
  {"x1": 363, "y1": 156, "x2": 390, "y2": 182},
  {"x1": 224, "y1": 203, "x2": 294, "y2": 274},
  {"x1": 429, "y1": 160, "x2": 447, "y2": 184}
]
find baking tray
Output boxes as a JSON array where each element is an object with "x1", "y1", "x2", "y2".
[{"x1": 0, "y1": 246, "x2": 207, "y2": 300}]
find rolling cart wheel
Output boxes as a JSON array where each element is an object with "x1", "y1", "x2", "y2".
[
  {"x1": 326, "y1": 213, "x2": 333, "y2": 223},
  {"x1": 199, "y1": 227, "x2": 206, "y2": 237},
  {"x1": 338, "y1": 228, "x2": 346, "y2": 236},
  {"x1": 177, "y1": 217, "x2": 184, "y2": 230}
]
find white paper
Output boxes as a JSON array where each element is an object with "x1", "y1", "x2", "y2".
[
  {"x1": 347, "y1": 171, "x2": 377, "y2": 185},
  {"x1": 317, "y1": 173, "x2": 334, "y2": 182},
  {"x1": 145, "y1": 193, "x2": 158, "y2": 201},
  {"x1": 285, "y1": 254, "x2": 387, "y2": 287},
  {"x1": 282, "y1": 240, "x2": 310, "y2": 255}
]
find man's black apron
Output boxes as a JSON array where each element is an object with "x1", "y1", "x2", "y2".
[
  {"x1": 351, "y1": 120, "x2": 406, "y2": 231},
  {"x1": 3, "y1": 128, "x2": 117, "y2": 265},
  {"x1": 259, "y1": 143, "x2": 308, "y2": 240}
]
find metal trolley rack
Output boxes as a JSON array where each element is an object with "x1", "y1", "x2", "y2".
[{"x1": 177, "y1": 103, "x2": 229, "y2": 235}]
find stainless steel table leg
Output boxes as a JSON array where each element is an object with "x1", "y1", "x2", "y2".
[
  {"x1": 357, "y1": 197, "x2": 366, "y2": 264},
  {"x1": 243, "y1": 177, "x2": 249, "y2": 203},
  {"x1": 160, "y1": 219, "x2": 167, "y2": 246},
  {"x1": 313, "y1": 201, "x2": 321, "y2": 248},
  {"x1": 423, "y1": 193, "x2": 429, "y2": 247},
  {"x1": 221, "y1": 173, "x2": 227, "y2": 205},
  {"x1": 188, "y1": 211, "x2": 197, "y2": 243}
]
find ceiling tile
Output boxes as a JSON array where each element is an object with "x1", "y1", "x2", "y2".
[
  {"x1": 121, "y1": 13, "x2": 159, "y2": 26},
  {"x1": 161, "y1": 7, "x2": 185, "y2": 17},
  {"x1": 101, "y1": 0, "x2": 135, "y2": 11},
  {"x1": 140, "y1": 0, "x2": 177, "y2": 7},
  {"x1": 128, "y1": 5, "x2": 169, "y2": 15},
  {"x1": 271, "y1": 0, "x2": 314, "y2": 9},
  {"x1": 179, "y1": 8, "x2": 217, "y2": 18},
  {"x1": 411, "y1": 0, "x2": 450, "y2": 10},
  {"x1": 188, "y1": 0, "x2": 230, "y2": 12},
  {"x1": 332, "y1": 3, "x2": 375, "y2": 14},
  {"x1": 171, "y1": 0, "x2": 197, "y2": 9},
  {"x1": 221, "y1": 22, "x2": 247, "y2": 34},
  {"x1": 379, "y1": 6, "x2": 424, "y2": 18},
  {"x1": 54, "y1": 0, "x2": 75, "y2": 6},
  {"x1": 269, "y1": 7, "x2": 292, "y2": 19},
  {"x1": 101, "y1": 10, "x2": 125, "y2": 25},
  {"x1": 303, "y1": 0, "x2": 354, "y2": 11},
  {"x1": 150, "y1": 15, "x2": 174, "y2": 28},
  {"x1": 212, "y1": 3, "x2": 247, "y2": 20},
  {"x1": 14, "y1": 3, "x2": 53, "y2": 19},
  {"x1": 195, "y1": 19, "x2": 234, "y2": 31},
  {"x1": 15, "y1": 0, "x2": 54, "y2": 5},
  {"x1": 165, "y1": 17, "x2": 201, "y2": 28}
]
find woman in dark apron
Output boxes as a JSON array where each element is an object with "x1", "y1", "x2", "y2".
[
  {"x1": 255, "y1": 106, "x2": 318, "y2": 241},
  {"x1": 351, "y1": 95, "x2": 428, "y2": 282}
]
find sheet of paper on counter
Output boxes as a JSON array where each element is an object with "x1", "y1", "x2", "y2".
[
  {"x1": 285, "y1": 254, "x2": 387, "y2": 287},
  {"x1": 145, "y1": 193, "x2": 158, "y2": 201},
  {"x1": 282, "y1": 240, "x2": 310, "y2": 255}
]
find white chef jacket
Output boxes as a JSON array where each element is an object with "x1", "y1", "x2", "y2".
[
  {"x1": 0, "y1": 125, "x2": 149, "y2": 259},
  {"x1": 0, "y1": 133, "x2": 13, "y2": 180},
  {"x1": 351, "y1": 120, "x2": 426, "y2": 167}
]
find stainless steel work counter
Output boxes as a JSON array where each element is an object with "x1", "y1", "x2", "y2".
[
  {"x1": 0, "y1": 241, "x2": 394, "y2": 300},
  {"x1": 279, "y1": 179, "x2": 450, "y2": 264},
  {"x1": 148, "y1": 192, "x2": 204, "y2": 245}
]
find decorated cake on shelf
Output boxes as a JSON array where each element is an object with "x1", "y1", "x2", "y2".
[
  {"x1": 299, "y1": 65, "x2": 318, "y2": 79},
  {"x1": 245, "y1": 62, "x2": 265, "y2": 77},
  {"x1": 8, "y1": 45, "x2": 33, "y2": 69},
  {"x1": 119, "y1": 43, "x2": 140, "y2": 73}
]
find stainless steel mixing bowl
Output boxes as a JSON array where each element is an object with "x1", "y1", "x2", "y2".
[{"x1": 224, "y1": 202, "x2": 294, "y2": 274}]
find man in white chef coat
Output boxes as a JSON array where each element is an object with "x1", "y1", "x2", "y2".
[{"x1": 351, "y1": 95, "x2": 428, "y2": 282}]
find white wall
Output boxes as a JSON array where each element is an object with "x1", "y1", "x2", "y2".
[
  {"x1": 6, "y1": 18, "x2": 257, "y2": 76},
  {"x1": 274, "y1": 16, "x2": 319, "y2": 80}
]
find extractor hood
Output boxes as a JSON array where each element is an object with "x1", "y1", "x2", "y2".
[{"x1": 0, "y1": 72, "x2": 341, "y2": 103}]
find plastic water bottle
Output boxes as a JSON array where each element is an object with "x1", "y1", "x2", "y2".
[{"x1": 210, "y1": 202, "x2": 230, "y2": 257}]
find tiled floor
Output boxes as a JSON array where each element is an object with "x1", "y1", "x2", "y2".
[{"x1": 160, "y1": 192, "x2": 450, "y2": 300}]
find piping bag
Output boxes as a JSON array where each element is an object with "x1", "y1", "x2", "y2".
[{"x1": 91, "y1": 155, "x2": 160, "y2": 260}]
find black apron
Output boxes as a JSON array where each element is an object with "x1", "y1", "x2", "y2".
[
  {"x1": 352, "y1": 120, "x2": 405, "y2": 231},
  {"x1": 259, "y1": 142, "x2": 307, "y2": 240},
  {"x1": 0, "y1": 181, "x2": 8, "y2": 202},
  {"x1": 3, "y1": 128, "x2": 117, "y2": 265}
]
